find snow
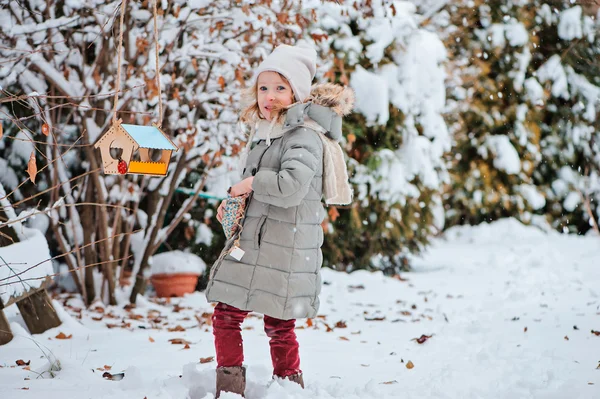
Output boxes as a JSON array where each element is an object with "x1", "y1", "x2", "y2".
[
  {"x1": 518, "y1": 184, "x2": 546, "y2": 210},
  {"x1": 0, "y1": 158, "x2": 20, "y2": 192},
  {"x1": 350, "y1": 66, "x2": 389, "y2": 126},
  {"x1": 1, "y1": 220, "x2": 599, "y2": 398},
  {"x1": 0, "y1": 227, "x2": 53, "y2": 304},
  {"x1": 537, "y1": 55, "x2": 569, "y2": 100},
  {"x1": 558, "y1": 6, "x2": 583, "y2": 41},
  {"x1": 150, "y1": 250, "x2": 206, "y2": 276},
  {"x1": 481, "y1": 135, "x2": 521, "y2": 175}
]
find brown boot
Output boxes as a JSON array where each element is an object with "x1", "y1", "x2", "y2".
[
  {"x1": 274, "y1": 373, "x2": 304, "y2": 389},
  {"x1": 216, "y1": 366, "x2": 246, "y2": 398},
  {"x1": 285, "y1": 373, "x2": 304, "y2": 388}
]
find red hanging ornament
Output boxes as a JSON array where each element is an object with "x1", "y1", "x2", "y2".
[{"x1": 117, "y1": 159, "x2": 128, "y2": 175}]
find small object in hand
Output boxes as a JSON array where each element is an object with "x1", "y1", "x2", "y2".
[
  {"x1": 220, "y1": 193, "x2": 250, "y2": 239},
  {"x1": 117, "y1": 159, "x2": 128, "y2": 175}
]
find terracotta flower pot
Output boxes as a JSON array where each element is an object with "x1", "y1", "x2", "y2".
[{"x1": 150, "y1": 273, "x2": 199, "y2": 298}]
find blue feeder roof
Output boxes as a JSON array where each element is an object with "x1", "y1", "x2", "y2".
[{"x1": 121, "y1": 124, "x2": 177, "y2": 150}]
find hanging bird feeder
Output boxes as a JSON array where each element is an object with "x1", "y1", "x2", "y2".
[
  {"x1": 94, "y1": 0, "x2": 177, "y2": 177},
  {"x1": 93, "y1": 120, "x2": 177, "y2": 176}
]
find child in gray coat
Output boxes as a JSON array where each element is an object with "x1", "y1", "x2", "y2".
[{"x1": 205, "y1": 41, "x2": 354, "y2": 398}]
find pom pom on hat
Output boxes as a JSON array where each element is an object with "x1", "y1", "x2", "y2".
[{"x1": 255, "y1": 40, "x2": 317, "y2": 103}]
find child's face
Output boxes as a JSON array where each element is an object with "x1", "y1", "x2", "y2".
[{"x1": 257, "y1": 71, "x2": 294, "y2": 121}]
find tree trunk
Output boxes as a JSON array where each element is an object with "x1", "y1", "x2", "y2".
[
  {"x1": 82, "y1": 180, "x2": 97, "y2": 305},
  {"x1": 16, "y1": 289, "x2": 61, "y2": 335},
  {"x1": 0, "y1": 310, "x2": 13, "y2": 345},
  {"x1": 0, "y1": 208, "x2": 19, "y2": 247}
]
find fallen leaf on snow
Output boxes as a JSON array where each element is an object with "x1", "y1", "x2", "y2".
[
  {"x1": 564, "y1": 336, "x2": 569, "y2": 341},
  {"x1": 411, "y1": 334, "x2": 433, "y2": 344},
  {"x1": 365, "y1": 316, "x2": 386, "y2": 321},
  {"x1": 169, "y1": 338, "x2": 191, "y2": 345},
  {"x1": 183, "y1": 344, "x2": 191, "y2": 350},
  {"x1": 24, "y1": 366, "x2": 31, "y2": 371},
  {"x1": 200, "y1": 356, "x2": 214, "y2": 364},
  {"x1": 21, "y1": 387, "x2": 29, "y2": 390},
  {"x1": 103, "y1": 365, "x2": 112, "y2": 370},
  {"x1": 149, "y1": 336, "x2": 155, "y2": 343},
  {"x1": 335, "y1": 321, "x2": 347, "y2": 329},
  {"x1": 55, "y1": 332, "x2": 72, "y2": 339},
  {"x1": 406, "y1": 361, "x2": 414, "y2": 369},
  {"x1": 381, "y1": 380, "x2": 397, "y2": 384},
  {"x1": 306, "y1": 319, "x2": 313, "y2": 327},
  {"x1": 524, "y1": 327, "x2": 528, "y2": 333},
  {"x1": 339, "y1": 336, "x2": 349, "y2": 341},
  {"x1": 168, "y1": 325, "x2": 186, "y2": 332},
  {"x1": 591, "y1": 330, "x2": 600, "y2": 336},
  {"x1": 348, "y1": 284, "x2": 365, "y2": 290},
  {"x1": 16, "y1": 360, "x2": 30, "y2": 366}
]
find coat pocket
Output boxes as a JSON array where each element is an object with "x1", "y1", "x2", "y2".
[{"x1": 255, "y1": 215, "x2": 267, "y2": 249}]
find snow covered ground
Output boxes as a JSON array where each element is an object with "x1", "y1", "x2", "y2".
[{"x1": 1, "y1": 219, "x2": 599, "y2": 398}]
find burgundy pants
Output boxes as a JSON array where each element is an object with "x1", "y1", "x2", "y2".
[{"x1": 212, "y1": 302, "x2": 301, "y2": 377}]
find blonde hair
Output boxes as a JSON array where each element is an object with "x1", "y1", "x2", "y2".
[{"x1": 239, "y1": 72, "x2": 294, "y2": 125}]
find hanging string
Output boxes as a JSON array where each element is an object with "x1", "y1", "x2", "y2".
[
  {"x1": 153, "y1": 0, "x2": 163, "y2": 127},
  {"x1": 112, "y1": 0, "x2": 127, "y2": 123}
]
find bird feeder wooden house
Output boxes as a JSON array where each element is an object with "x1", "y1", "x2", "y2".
[{"x1": 94, "y1": 119, "x2": 178, "y2": 176}]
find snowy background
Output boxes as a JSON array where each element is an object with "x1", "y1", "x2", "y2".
[
  {"x1": 1, "y1": 0, "x2": 600, "y2": 398},
  {"x1": 1, "y1": 220, "x2": 600, "y2": 398}
]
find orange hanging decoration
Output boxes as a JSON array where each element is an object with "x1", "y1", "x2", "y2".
[{"x1": 41, "y1": 123, "x2": 49, "y2": 136}]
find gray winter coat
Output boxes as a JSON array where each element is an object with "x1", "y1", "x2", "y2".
[{"x1": 205, "y1": 84, "x2": 354, "y2": 320}]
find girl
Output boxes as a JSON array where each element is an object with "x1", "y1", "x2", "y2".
[{"x1": 205, "y1": 41, "x2": 354, "y2": 398}]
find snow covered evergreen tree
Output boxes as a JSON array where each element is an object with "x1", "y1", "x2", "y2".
[
  {"x1": 439, "y1": 1, "x2": 600, "y2": 234},
  {"x1": 308, "y1": 0, "x2": 450, "y2": 272}
]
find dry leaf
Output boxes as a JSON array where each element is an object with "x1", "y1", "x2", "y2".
[
  {"x1": 306, "y1": 318, "x2": 313, "y2": 327},
  {"x1": 381, "y1": 380, "x2": 397, "y2": 384},
  {"x1": 91, "y1": 316, "x2": 103, "y2": 321},
  {"x1": 103, "y1": 365, "x2": 112, "y2": 370},
  {"x1": 149, "y1": 336, "x2": 155, "y2": 343},
  {"x1": 200, "y1": 356, "x2": 214, "y2": 364},
  {"x1": 406, "y1": 360, "x2": 414, "y2": 369},
  {"x1": 218, "y1": 76, "x2": 226, "y2": 90},
  {"x1": 335, "y1": 321, "x2": 347, "y2": 329},
  {"x1": 591, "y1": 330, "x2": 600, "y2": 336},
  {"x1": 183, "y1": 344, "x2": 191, "y2": 350},
  {"x1": 564, "y1": 336, "x2": 569, "y2": 341},
  {"x1": 412, "y1": 334, "x2": 433, "y2": 344},
  {"x1": 16, "y1": 359, "x2": 30, "y2": 366},
  {"x1": 365, "y1": 316, "x2": 386, "y2": 321},
  {"x1": 21, "y1": 387, "x2": 29, "y2": 390},
  {"x1": 524, "y1": 327, "x2": 528, "y2": 333},
  {"x1": 168, "y1": 325, "x2": 186, "y2": 332},
  {"x1": 27, "y1": 152, "x2": 37, "y2": 184},
  {"x1": 169, "y1": 338, "x2": 191, "y2": 345},
  {"x1": 55, "y1": 332, "x2": 72, "y2": 339},
  {"x1": 328, "y1": 207, "x2": 340, "y2": 222},
  {"x1": 339, "y1": 336, "x2": 349, "y2": 341},
  {"x1": 347, "y1": 133, "x2": 356, "y2": 146},
  {"x1": 41, "y1": 123, "x2": 49, "y2": 136}
]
